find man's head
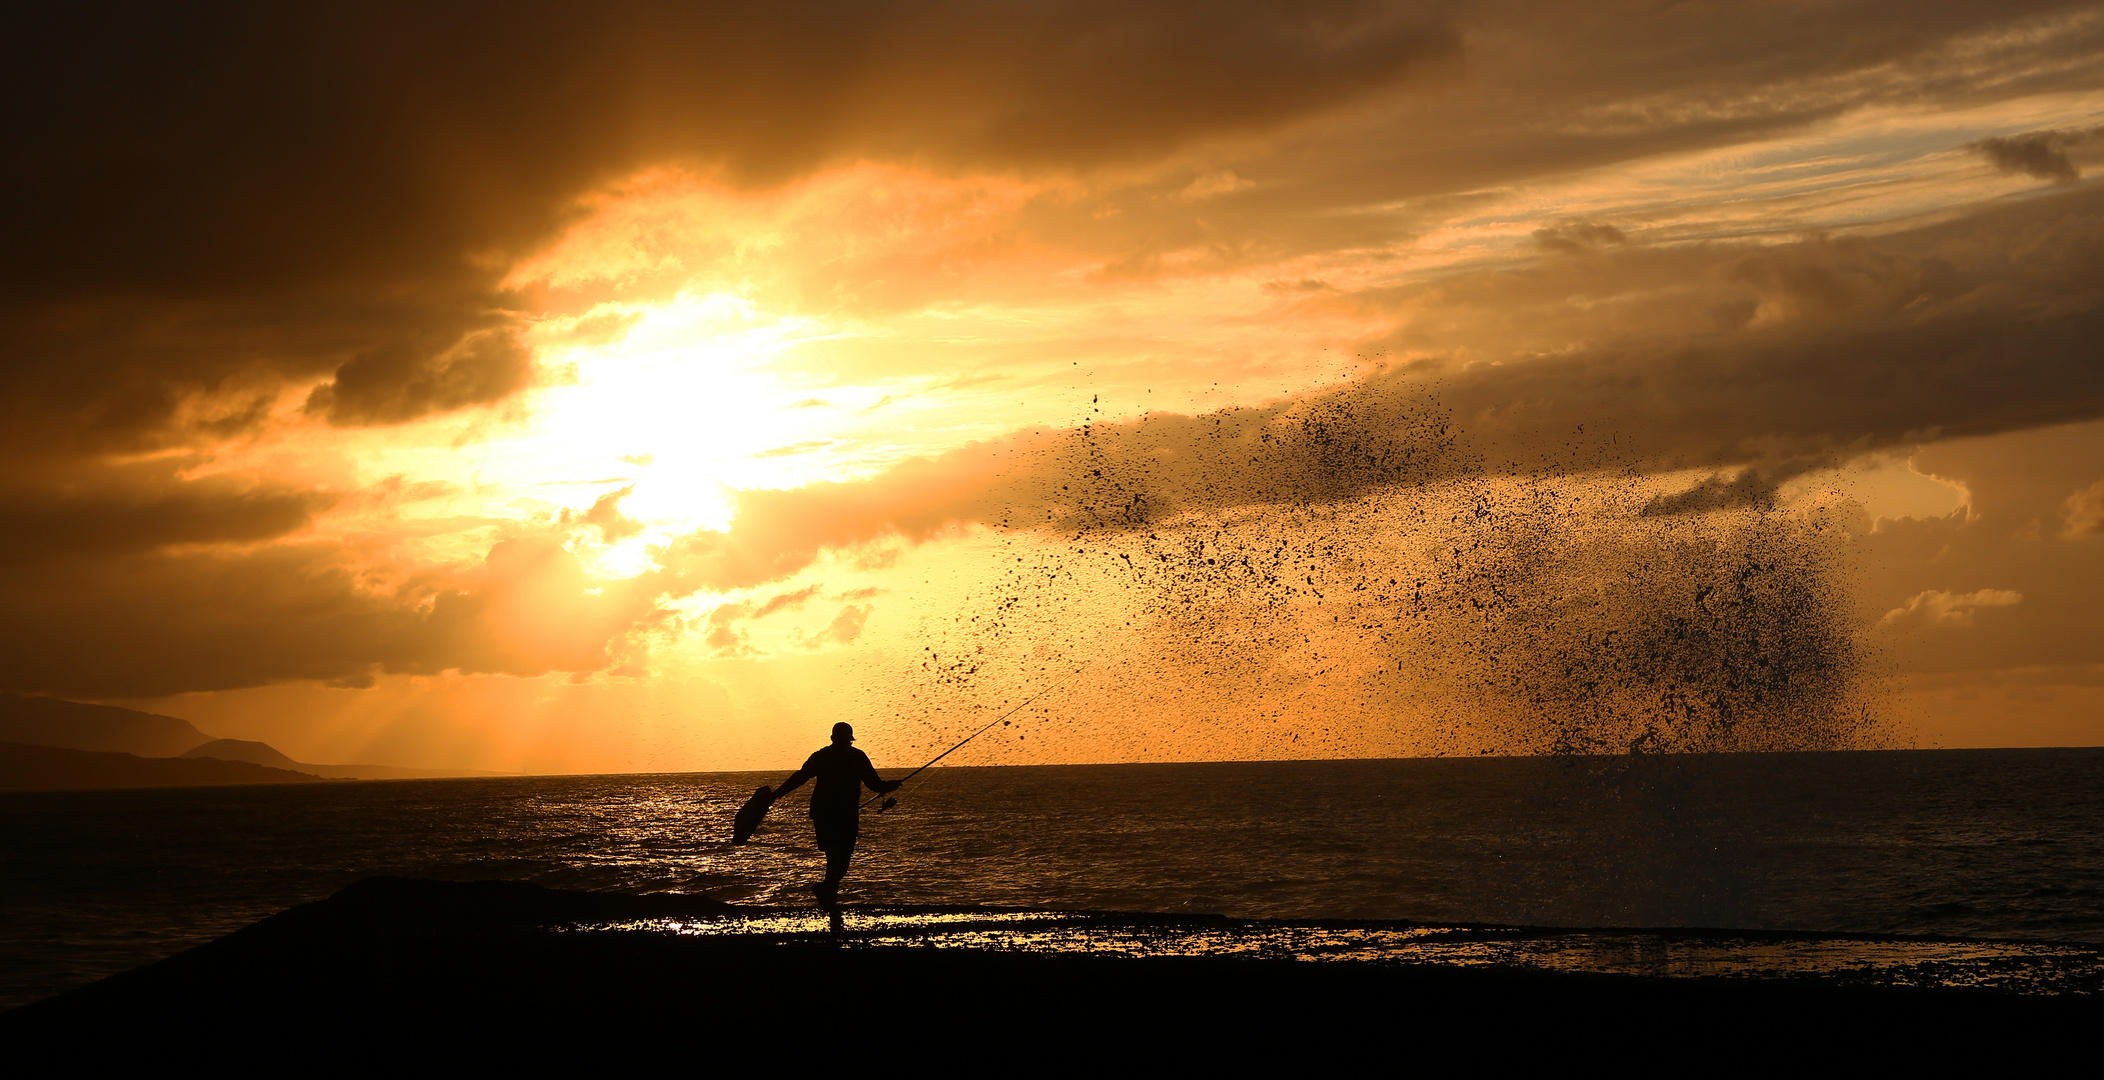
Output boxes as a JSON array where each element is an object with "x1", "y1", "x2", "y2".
[{"x1": 832, "y1": 721, "x2": 855, "y2": 744}]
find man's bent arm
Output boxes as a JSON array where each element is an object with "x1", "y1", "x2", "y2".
[
  {"x1": 774, "y1": 767, "x2": 814, "y2": 797},
  {"x1": 858, "y1": 755, "x2": 901, "y2": 794}
]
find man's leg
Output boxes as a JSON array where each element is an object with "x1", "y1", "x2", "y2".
[
  {"x1": 813, "y1": 817, "x2": 857, "y2": 908},
  {"x1": 821, "y1": 847, "x2": 850, "y2": 906},
  {"x1": 810, "y1": 819, "x2": 834, "y2": 907}
]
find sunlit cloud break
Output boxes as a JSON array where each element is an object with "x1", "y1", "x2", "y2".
[{"x1": 2, "y1": 1, "x2": 2101, "y2": 771}]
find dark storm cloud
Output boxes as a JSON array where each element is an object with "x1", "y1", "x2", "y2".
[
  {"x1": 15, "y1": 1, "x2": 2096, "y2": 453},
  {"x1": 1, "y1": 0, "x2": 1453, "y2": 453},
  {"x1": 1209, "y1": 0, "x2": 2104, "y2": 231},
  {"x1": 17, "y1": 168, "x2": 2095, "y2": 696},
  {"x1": 0, "y1": 532, "x2": 670, "y2": 699},
  {"x1": 0, "y1": 1, "x2": 1459, "y2": 697},
  {"x1": 1640, "y1": 468, "x2": 1799, "y2": 517},
  {"x1": 8, "y1": 1, "x2": 2104, "y2": 701},
  {"x1": 1424, "y1": 188, "x2": 2104, "y2": 470},
  {"x1": 0, "y1": 464, "x2": 335, "y2": 564},
  {"x1": 910, "y1": 2, "x2": 2104, "y2": 296},
  {"x1": 1968, "y1": 128, "x2": 2100, "y2": 183},
  {"x1": 663, "y1": 185, "x2": 2104, "y2": 591},
  {"x1": 1, "y1": 2, "x2": 2088, "y2": 454},
  {"x1": 301, "y1": 329, "x2": 536, "y2": 427},
  {"x1": 0, "y1": 283, "x2": 512, "y2": 464}
]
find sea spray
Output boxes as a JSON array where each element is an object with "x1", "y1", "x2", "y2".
[{"x1": 888, "y1": 372, "x2": 1884, "y2": 767}]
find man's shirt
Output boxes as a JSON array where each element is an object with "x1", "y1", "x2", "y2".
[{"x1": 784, "y1": 743, "x2": 886, "y2": 820}]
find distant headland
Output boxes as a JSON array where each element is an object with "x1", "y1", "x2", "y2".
[{"x1": 0, "y1": 695, "x2": 506, "y2": 790}]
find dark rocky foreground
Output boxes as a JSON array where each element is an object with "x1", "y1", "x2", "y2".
[{"x1": 5, "y1": 878, "x2": 2094, "y2": 1066}]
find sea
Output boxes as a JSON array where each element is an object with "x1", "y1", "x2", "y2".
[{"x1": 4, "y1": 748, "x2": 2103, "y2": 1009}]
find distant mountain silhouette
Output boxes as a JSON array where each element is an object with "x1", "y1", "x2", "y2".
[
  {"x1": 182, "y1": 737, "x2": 511, "y2": 781},
  {"x1": 0, "y1": 695, "x2": 211, "y2": 757},
  {"x1": 0, "y1": 697, "x2": 507, "y2": 784},
  {"x1": 0, "y1": 741, "x2": 324, "y2": 790},
  {"x1": 184, "y1": 738, "x2": 302, "y2": 769}
]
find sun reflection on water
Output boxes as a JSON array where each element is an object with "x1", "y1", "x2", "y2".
[{"x1": 555, "y1": 911, "x2": 2104, "y2": 995}]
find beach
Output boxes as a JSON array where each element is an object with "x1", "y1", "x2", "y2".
[
  {"x1": 8, "y1": 751, "x2": 2102, "y2": 1062},
  {"x1": 7, "y1": 876, "x2": 2096, "y2": 1064}
]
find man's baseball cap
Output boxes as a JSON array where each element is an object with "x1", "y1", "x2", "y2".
[{"x1": 832, "y1": 722, "x2": 855, "y2": 742}]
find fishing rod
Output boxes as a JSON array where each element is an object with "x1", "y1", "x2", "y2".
[{"x1": 863, "y1": 662, "x2": 1091, "y2": 812}]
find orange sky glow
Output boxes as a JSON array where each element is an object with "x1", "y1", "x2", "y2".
[{"x1": 9, "y1": 3, "x2": 2104, "y2": 772}]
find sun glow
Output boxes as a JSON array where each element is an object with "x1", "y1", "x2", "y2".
[
  {"x1": 427, "y1": 162, "x2": 1397, "y2": 591},
  {"x1": 145, "y1": 82, "x2": 2104, "y2": 772},
  {"x1": 530, "y1": 293, "x2": 837, "y2": 522}
]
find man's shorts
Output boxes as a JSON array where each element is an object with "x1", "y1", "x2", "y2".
[{"x1": 813, "y1": 815, "x2": 859, "y2": 855}]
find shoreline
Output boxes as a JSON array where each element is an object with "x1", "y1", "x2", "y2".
[
  {"x1": 6, "y1": 878, "x2": 2096, "y2": 1060},
  {"x1": 9, "y1": 744, "x2": 2104, "y2": 794}
]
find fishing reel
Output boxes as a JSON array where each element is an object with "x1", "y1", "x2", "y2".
[{"x1": 875, "y1": 797, "x2": 899, "y2": 814}]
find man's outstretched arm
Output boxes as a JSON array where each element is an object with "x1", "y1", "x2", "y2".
[{"x1": 858, "y1": 753, "x2": 902, "y2": 794}]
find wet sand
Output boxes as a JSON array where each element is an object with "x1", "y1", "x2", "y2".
[{"x1": 5, "y1": 878, "x2": 2094, "y2": 1064}]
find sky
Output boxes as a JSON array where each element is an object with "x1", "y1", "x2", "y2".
[{"x1": 6, "y1": 1, "x2": 2103, "y2": 772}]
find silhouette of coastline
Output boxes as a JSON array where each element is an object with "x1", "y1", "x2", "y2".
[
  {"x1": 0, "y1": 696, "x2": 507, "y2": 787},
  {"x1": 0, "y1": 741, "x2": 325, "y2": 790},
  {"x1": 180, "y1": 738, "x2": 512, "y2": 781},
  {"x1": 4, "y1": 878, "x2": 2091, "y2": 1062},
  {"x1": 0, "y1": 695, "x2": 210, "y2": 757}
]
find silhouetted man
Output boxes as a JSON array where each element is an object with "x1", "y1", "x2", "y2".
[{"x1": 772, "y1": 722, "x2": 900, "y2": 910}]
